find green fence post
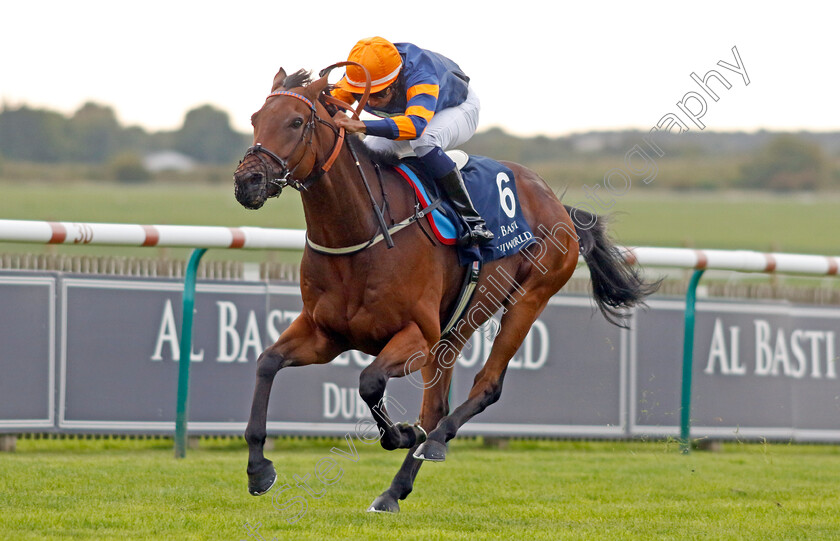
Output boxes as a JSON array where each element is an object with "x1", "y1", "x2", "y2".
[
  {"x1": 175, "y1": 248, "x2": 208, "y2": 459},
  {"x1": 680, "y1": 269, "x2": 706, "y2": 454}
]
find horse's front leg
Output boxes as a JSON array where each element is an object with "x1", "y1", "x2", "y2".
[
  {"x1": 245, "y1": 314, "x2": 343, "y2": 496},
  {"x1": 358, "y1": 322, "x2": 431, "y2": 452}
]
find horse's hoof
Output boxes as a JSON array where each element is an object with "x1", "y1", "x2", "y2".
[
  {"x1": 412, "y1": 424, "x2": 428, "y2": 445},
  {"x1": 367, "y1": 493, "x2": 400, "y2": 513},
  {"x1": 397, "y1": 422, "x2": 427, "y2": 447},
  {"x1": 247, "y1": 461, "x2": 277, "y2": 496},
  {"x1": 413, "y1": 440, "x2": 447, "y2": 462}
]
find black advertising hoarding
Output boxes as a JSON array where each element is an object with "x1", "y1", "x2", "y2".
[
  {"x1": 454, "y1": 296, "x2": 626, "y2": 438},
  {"x1": 58, "y1": 278, "x2": 424, "y2": 433},
  {"x1": 632, "y1": 299, "x2": 840, "y2": 441},
  {"x1": 0, "y1": 274, "x2": 55, "y2": 430},
  {"x1": 1, "y1": 272, "x2": 839, "y2": 441}
]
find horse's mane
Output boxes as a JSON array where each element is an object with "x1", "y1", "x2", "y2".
[
  {"x1": 283, "y1": 69, "x2": 312, "y2": 89},
  {"x1": 348, "y1": 135, "x2": 401, "y2": 167}
]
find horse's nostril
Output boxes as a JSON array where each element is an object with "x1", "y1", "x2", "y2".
[{"x1": 234, "y1": 169, "x2": 264, "y2": 184}]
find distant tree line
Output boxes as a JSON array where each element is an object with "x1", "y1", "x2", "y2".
[
  {"x1": 0, "y1": 101, "x2": 837, "y2": 191},
  {"x1": 0, "y1": 102, "x2": 249, "y2": 165},
  {"x1": 462, "y1": 128, "x2": 839, "y2": 191},
  {"x1": 463, "y1": 127, "x2": 840, "y2": 162}
]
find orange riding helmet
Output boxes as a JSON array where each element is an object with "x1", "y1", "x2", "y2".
[{"x1": 336, "y1": 37, "x2": 403, "y2": 94}]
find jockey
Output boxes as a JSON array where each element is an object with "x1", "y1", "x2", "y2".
[{"x1": 331, "y1": 36, "x2": 494, "y2": 247}]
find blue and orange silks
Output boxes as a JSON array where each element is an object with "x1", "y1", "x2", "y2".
[{"x1": 332, "y1": 43, "x2": 470, "y2": 141}]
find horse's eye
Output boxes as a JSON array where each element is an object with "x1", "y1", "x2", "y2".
[{"x1": 291, "y1": 118, "x2": 304, "y2": 129}]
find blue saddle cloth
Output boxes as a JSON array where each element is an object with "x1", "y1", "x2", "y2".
[{"x1": 395, "y1": 155, "x2": 534, "y2": 266}]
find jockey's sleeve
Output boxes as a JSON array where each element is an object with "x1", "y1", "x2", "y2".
[{"x1": 363, "y1": 81, "x2": 438, "y2": 141}]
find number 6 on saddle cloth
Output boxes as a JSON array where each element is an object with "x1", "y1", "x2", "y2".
[{"x1": 395, "y1": 151, "x2": 534, "y2": 266}]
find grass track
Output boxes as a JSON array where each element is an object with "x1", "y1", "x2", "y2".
[
  {"x1": 592, "y1": 191, "x2": 840, "y2": 254},
  {"x1": 2, "y1": 438, "x2": 839, "y2": 540},
  {"x1": 2, "y1": 182, "x2": 840, "y2": 258}
]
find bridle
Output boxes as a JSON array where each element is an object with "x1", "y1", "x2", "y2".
[
  {"x1": 240, "y1": 90, "x2": 345, "y2": 193},
  {"x1": 240, "y1": 62, "x2": 369, "y2": 194},
  {"x1": 240, "y1": 62, "x2": 414, "y2": 253}
]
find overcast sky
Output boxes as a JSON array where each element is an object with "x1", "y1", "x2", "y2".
[{"x1": 1, "y1": 1, "x2": 837, "y2": 137}]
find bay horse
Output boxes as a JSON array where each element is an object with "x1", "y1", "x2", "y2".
[{"x1": 233, "y1": 66, "x2": 658, "y2": 513}]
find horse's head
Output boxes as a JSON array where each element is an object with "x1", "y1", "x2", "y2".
[{"x1": 233, "y1": 68, "x2": 331, "y2": 210}]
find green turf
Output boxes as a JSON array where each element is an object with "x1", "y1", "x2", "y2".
[
  {"x1": 1, "y1": 437, "x2": 838, "y2": 540},
  {"x1": 2, "y1": 182, "x2": 839, "y2": 260},
  {"x1": 0, "y1": 181, "x2": 306, "y2": 262},
  {"x1": 592, "y1": 191, "x2": 840, "y2": 255},
  {"x1": 0, "y1": 181, "x2": 305, "y2": 227}
]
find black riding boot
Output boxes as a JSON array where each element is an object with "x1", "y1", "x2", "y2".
[{"x1": 438, "y1": 168, "x2": 495, "y2": 246}]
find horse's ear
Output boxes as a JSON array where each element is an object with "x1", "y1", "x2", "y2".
[
  {"x1": 304, "y1": 75, "x2": 329, "y2": 101},
  {"x1": 271, "y1": 68, "x2": 288, "y2": 92}
]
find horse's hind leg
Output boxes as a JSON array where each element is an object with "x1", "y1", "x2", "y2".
[
  {"x1": 414, "y1": 293, "x2": 552, "y2": 462},
  {"x1": 245, "y1": 315, "x2": 342, "y2": 496},
  {"x1": 368, "y1": 362, "x2": 453, "y2": 513}
]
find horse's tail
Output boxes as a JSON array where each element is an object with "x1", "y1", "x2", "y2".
[{"x1": 564, "y1": 204, "x2": 661, "y2": 327}]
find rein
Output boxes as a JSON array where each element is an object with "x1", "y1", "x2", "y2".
[
  {"x1": 243, "y1": 63, "x2": 425, "y2": 256},
  {"x1": 249, "y1": 61, "x2": 371, "y2": 192}
]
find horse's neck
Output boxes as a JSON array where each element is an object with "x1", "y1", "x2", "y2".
[{"x1": 300, "y1": 149, "x2": 382, "y2": 248}]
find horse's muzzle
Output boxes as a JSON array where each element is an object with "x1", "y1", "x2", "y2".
[
  {"x1": 233, "y1": 169, "x2": 269, "y2": 210},
  {"x1": 233, "y1": 156, "x2": 282, "y2": 210}
]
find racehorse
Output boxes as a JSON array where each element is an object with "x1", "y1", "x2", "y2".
[{"x1": 233, "y1": 66, "x2": 659, "y2": 513}]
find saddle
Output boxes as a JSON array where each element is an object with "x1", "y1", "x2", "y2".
[{"x1": 393, "y1": 152, "x2": 534, "y2": 266}]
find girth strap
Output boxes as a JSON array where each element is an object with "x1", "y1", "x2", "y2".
[
  {"x1": 305, "y1": 218, "x2": 414, "y2": 256},
  {"x1": 306, "y1": 198, "x2": 444, "y2": 256},
  {"x1": 441, "y1": 260, "x2": 482, "y2": 336}
]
